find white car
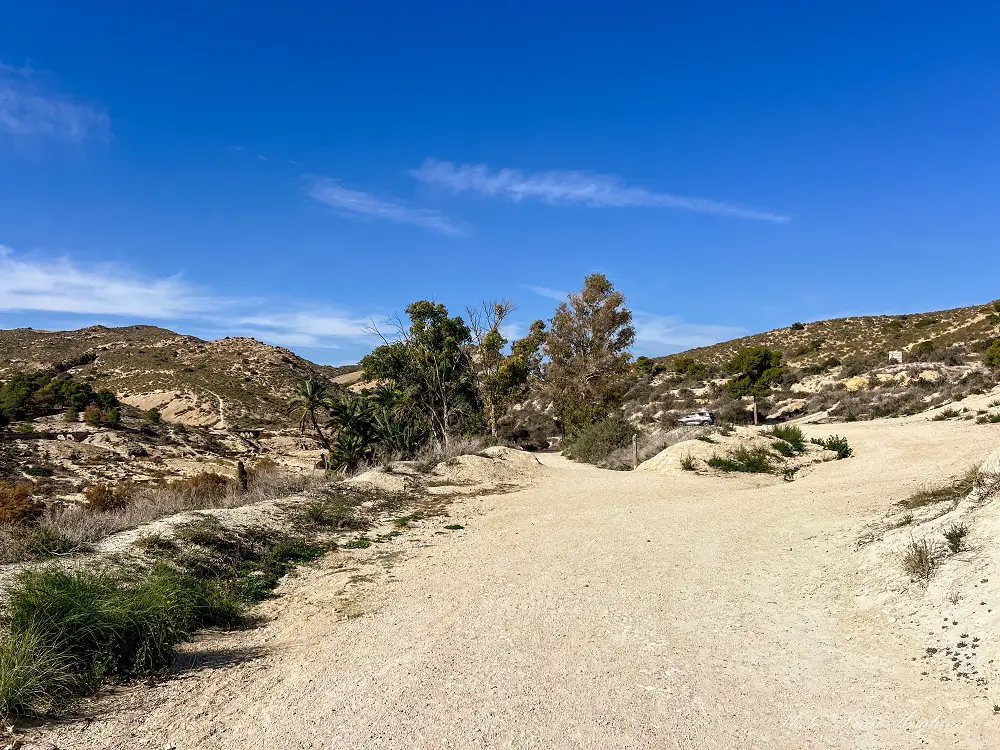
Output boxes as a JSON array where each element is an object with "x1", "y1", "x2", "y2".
[{"x1": 678, "y1": 411, "x2": 716, "y2": 426}]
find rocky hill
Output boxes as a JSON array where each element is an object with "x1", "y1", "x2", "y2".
[
  {"x1": 655, "y1": 300, "x2": 1000, "y2": 371},
  {"x1": 0, "y1": 325, "x2": 360, "y2": 428}
]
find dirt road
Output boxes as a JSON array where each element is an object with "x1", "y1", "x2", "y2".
[{"x1": 27, "y1": 418, "x2": 1000, "y2": 749}]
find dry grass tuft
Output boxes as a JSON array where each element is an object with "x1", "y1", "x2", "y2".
[
  {"x1": 1, "y1": 466, "x2": 319, "y2": 564},
  {"x1": 902, "y1": 538, "x2": 940, "y2": 581},
  {"x1": 901, "y1": 467, "x2": 979, "y2": 509}
]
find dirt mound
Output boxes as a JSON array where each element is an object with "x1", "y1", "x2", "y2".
[{"x1": 428, "y1": 446, "x2": 543, "y2": 489}]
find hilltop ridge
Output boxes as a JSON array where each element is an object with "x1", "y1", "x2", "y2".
[{"x1": 0, "y1": 325, "x2": 359, "y2": 428}]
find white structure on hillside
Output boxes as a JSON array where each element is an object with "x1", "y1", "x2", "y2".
[{"x1": 888, "y1": 350, "x2": 903, "y2": 364}]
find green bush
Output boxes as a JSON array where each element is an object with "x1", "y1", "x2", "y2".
[
  {"x1": 0, "y1": 566, "x2": 242, "y2": 718},
  {"x1": 0, "y1": 371, "x2": 117, "y2": 422},
  {"x1": 767, "y1": 425, "x2": 805, "y2": 452},
  {"x1": 707, "y1": 446, "x2": 774, "y2": 473},
  {"x1": 772, "y1": 440, "x2": 795, "y2": 458},
  {"x1": 985, "y1": 341, "x2": 1000, "y2": 370},
  {"x1": 563, "y1": 417, "x2": 637, "y2": 465},
  {"x1": 814, "y1": 435, "x2": 852, "y2": 459}
]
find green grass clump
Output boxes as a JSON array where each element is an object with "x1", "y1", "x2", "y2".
[
  {"x1": 0, "y1": 566, "x2": 241, "y2": 720},
  {"x1": 679, "y1": 453, "x2": 697, "y2": 471},
  {"x1": 707, "y1": 446, "x2": 774, "y2": 474},
  {"x1": 344, "y1": 536, "x2": 373, "y2": 549},
  {"x1": 767, "y1": 425, "x2": 805, "y2": 452},
  {"x1": 0, "y1": 627, "x2": 76, "y2": 719},
  {"x1": 771, "y1": 440, "x2": 795, "y2": 458}
]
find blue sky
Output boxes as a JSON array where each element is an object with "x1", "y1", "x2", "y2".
[{"x1": 1, "y1": 2, "x2": 999, "y2": 365}]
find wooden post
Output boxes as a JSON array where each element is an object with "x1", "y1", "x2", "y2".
[{"x1": 633, "y1": 434, "x2": 638, "y2": 470}]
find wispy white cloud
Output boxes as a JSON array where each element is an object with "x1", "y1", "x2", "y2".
[
  {"x1": 0, "y1": 63, "x2": 110, "y2": 144},
  {"x1": 525, "y1": 285, "x2": 569, "y2": 301},
  {"x1": 232, "y1": 312, "x2": 373, "y2": 349},
  {"x1": 633, "y1": 312, "x2": 745, "y2": 349},
  {"x1": 0, "y1": 246, "x2": 210, "y2": 317},
  {"x1": 306, "y1": 177, "x2": 467, "y2": 235},
  {"x1": 0, "y1": 246, "x2": 380, "y2": 352},
  {"x1": 410, "y1": 159, "x2": 789, "y2": 223}
]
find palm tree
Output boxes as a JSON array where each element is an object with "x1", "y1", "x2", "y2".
[{"x1": 286, "y1": 377, "x2": 333, "y2": 447}]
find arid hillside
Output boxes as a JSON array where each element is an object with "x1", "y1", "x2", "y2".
[
  {"x1": 0, "y1": 325, "x2": 360, "y2": 428},
  {"x1": 655, "y1": 300, "x2": 1000, "y2": 371}
]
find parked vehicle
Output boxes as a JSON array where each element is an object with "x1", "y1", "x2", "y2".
[{"x1": 678, "y1": 410, "x2": 716, "y2": 426}]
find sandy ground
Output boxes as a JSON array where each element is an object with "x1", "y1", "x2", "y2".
[{"x1": 22, "y1": 417, "x2": 1000, "y2": 750}]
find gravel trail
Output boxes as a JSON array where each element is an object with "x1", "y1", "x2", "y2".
[{"x1": 26, "y1": 418, "x2": 1000, "y2": 749}]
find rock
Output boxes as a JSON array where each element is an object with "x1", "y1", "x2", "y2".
[{"x1": 981, "y1": 449, "x2": 1000, "y2": 476}]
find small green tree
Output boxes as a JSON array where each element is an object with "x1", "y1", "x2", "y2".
[
  {"x1": 286, "y1": 377, "x2": 334, "y2": 447},
  {"x1": 725, "y1": 346, "x2": 784, "y2": 425},
  {"x1": 144, "y1": 408, "x2": 162, "y2": 424},
  {"x1": 103, "y1": 407, "x2": 121, "y2": 427},
  {"x1": 466, "y1": 300, "x2": 546, "y2": 437},
  {"x1": 634, "y1": 356, "x2": 666, "y2": 377},
  {"x1": 543, "y1": 274, "x2": 635, "y2": 436},
  {"x1": 362, "y1": 301, "x2": 474, "y2": 448},
  {"x1": 985, "y1": 340, "x2": 1000, "y2": 370}
]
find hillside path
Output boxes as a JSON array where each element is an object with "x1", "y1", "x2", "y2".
[{"x1": 27, "y1": 419, "x2": 1000, "y2": 749}]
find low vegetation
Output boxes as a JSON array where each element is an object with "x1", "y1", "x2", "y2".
[
  {"x1": 902, "y1": 538, "x2": 940, "y2": 581},
  {"x1": 900, "y1": 467, "x2": 979, "y2": 509},
  {"x1": 0, "y1": 510, "x2": 336, "y2": 721},
  {"x1": 811, "y1": 435, "x2": 853, "y2": 459},
  {"x1": 0, "y1": 463, "x2": 315, "y2": 565},
  {"x1": 562, "y1": 418, "x2": 636, "y2": 465},
  {"x1": 767, "y1": 424, "x2": 806, "y2": 452},
  {"x1": 707, "y1": 446, "x2": 775, "y2": 474},
  {"x1": 942, "y1": 523, "x2": 969, "y2": 553}
]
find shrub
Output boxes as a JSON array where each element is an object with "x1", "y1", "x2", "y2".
[
  {"x1": 772, "y1": 440, "x2": 795, "y2": 458},
  {"x1": 902, "y1": 538, "x2": 939, "y2": 581},
  {"x1": 0, "y1": 566, "x2": 242, "y2": 718},
  {"x1": 144, "y1": 408, "x2": 162, "y2": 424},
  {"x1": 63, "y1": 406, "x2": 78, "y2": 424},
  {"x1": 563, "y1": 417, "x2": 637, "y2": 465},
  {"x1": 0, "y1": 482, "x2": 44, "y2": 525},
  {"x1": 680, "y1": 453, "x2": 696, "y2": 471},
  {"x1": 82, "y1": 483, "x2": 134, "y2": 513},
  {"x1": 25, "y1": 465, "x2": 53, "y2": 478},
  {"x1": 82, "y1": 404, "x2": 103, "y2": 426},
  {"x1": 816, "y1": 435, "x2": 852, "y2": 459},
  {"x1": 790, "y1": 322, "x2": 805, "y2": 331},
  {"x1": 932, "y1": 407, "x2": 960, "y2": 421},
  {"x1": 165, "y1": 472, "x2": 231, "y2": 502},
  {"x1": 985, "y1": 341, "x2": 1000, "y2": 370},
  {"x1": 767, "y1": 425, "x2": 805, "y2": 452},
  {"x1": 942, "y1": 523, "x2": 968, "y2": 553},
  {"x1": 707, "y1": 446, "x2": 774, "y2": 473}
]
